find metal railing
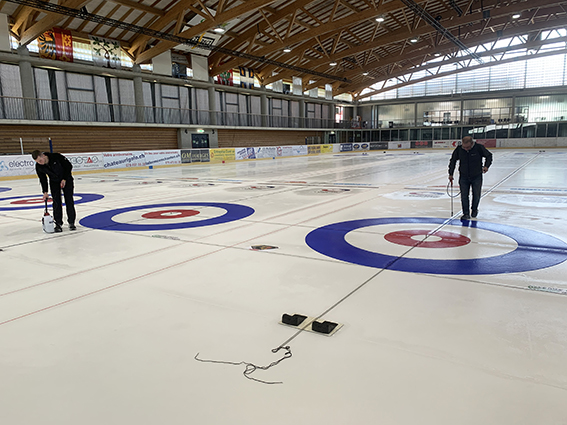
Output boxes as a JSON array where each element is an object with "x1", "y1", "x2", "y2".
[{"x1": 0, "y1": 96, "x2": 340, "y2": 129}]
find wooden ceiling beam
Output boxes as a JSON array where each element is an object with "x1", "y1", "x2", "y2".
[
  {"x1": 262, "y1": 0, "x2": 565, "y2": 86},
  {"x1": 128, "y1": 0, "x2": 207, "y2": 55},
  {"x1": 20, "y1": 0, "x2": 90, "y2": 46},
  {"x1": 109, "y1": 0, "x2": 166, "y2": 17},
  {"x1": 135, "y1": 0, "x2": 280, "y2": 64},
  {"x1": 214, "y1": 0, "x2": 409, "y2": 76}
]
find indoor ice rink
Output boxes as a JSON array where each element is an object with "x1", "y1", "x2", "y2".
[{"x1": 1, "y1": 148, "x2": 566, "y2": 425}]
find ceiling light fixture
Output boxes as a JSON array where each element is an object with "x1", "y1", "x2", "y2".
[
  {"x1": 376, "y1": 16, "x2": 385, "y2": 23},
  {"x1": 410, "y1": 37, "x2": 419, "y2": 43},
  {"x1": 330, "y1": 62, "x2": 338, "y2": 66},
  {"x1": 512, "y1": 13, "x2": 521, "y2": 19},
  {"x1": 362, "y1": 72, "x2": 369, "y2": 76},
  {"x1": 283, "y1": 47, "x2": 292, "y2": 53},
  {"x1": 213, "y1": 26, "x2": 226, "y2": 33}
]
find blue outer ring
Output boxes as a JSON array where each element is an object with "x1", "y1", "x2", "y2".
[
  {"x1": 0, "y1": 187, "x2": 11, "y2": 193},
  {"x1": 305, "y1": 217, "x2": 567, "y2": 275},
  {"x1": 0, "y1": 193, "x2": 104, "y2": 210},
  {"x1": 79, "y1": 202, "x2": 255, "y2": 231}
]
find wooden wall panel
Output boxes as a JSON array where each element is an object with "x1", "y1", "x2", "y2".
[
  {"x1": 218, "y1": 129, "x2": 324, "y2": 148},
  {"x1": 0, "y1": 125, "x2": 178, "y2": 154}
]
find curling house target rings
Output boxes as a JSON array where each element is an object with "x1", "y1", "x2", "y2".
[
  {"x1": 0, "y1": 193, "x2": 104, "y2": 210},
  {"x1": 79, "y1": 202, "x2": 255, "y2": 231},
  {"x1": 305, "y1": 217, "x2": 567, "y2": 275}
]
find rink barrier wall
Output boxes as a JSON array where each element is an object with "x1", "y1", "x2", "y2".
[{"x1": 1, "y1": 138, "x2": 566, "y2": 180}]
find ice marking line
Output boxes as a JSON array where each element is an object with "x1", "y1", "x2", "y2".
[
  {"x1": 79, "y1": 202, "x2": 255, "y2": 231},
  {"x1": 0, "y1": 193, "x2": 104, "y2": 210},
  {"x1": 0, "y1": 191, "x2": 386, "y2": 325},
  {"x1": 276, "y1": 151, "x2": 563, "y2": 349},
  {"x1": 306, "y1": 218, "x2": 567, "y2": 274},
  {"x1": 0, "y1": 242, "x2": 186, "y2": 297}
]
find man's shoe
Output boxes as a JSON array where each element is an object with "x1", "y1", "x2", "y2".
[
  {"x1": 471, "y1": 210, "x2": 478, "y2": 218},
  {"x1": 54, "y1": 225, "x2": 63, "y2": 233},
  {"x1": 461, "y1": 214, "x2": 471, "y2": 220},
  {"x1": 69, "y1": 224, "x2": 76, "y2": 231}
]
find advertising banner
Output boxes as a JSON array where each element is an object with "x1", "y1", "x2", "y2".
[
  {"x1": 66, "y1": 153, "x2": 104, "y2": 170},
  {"x1": 388, "y1": 141, "x2": 411, "y2": 150},
  {"x1": 433, "y1": 140, "x2": 454, "y2": 148},
  {"x1": 475, "y1": 139, "x2": 497, "y2": 148},
  {"x1": 411, "y1": 141, "x2": 432, "y2": 148},
  {"x1": 103, "y1": 151, "x2": 146, "y2": 169},
  {"x1": 0, "y1": 154, "x2": 36, "y2": 177},
  {"x1": 370, "y1": 142, "x2": 388, "y2": 150},
  {"x1": 308, "y1": 145, "x2": 321, "y2": 154},
  {"x1": 180, "y1": 150, "x2": 192, "y2": 163},
  {"x1": 144, "y1": 150, "x2": 181, "y2": 166},
  {"x1": 235, "y1": 147, "x2": 257, "y2": 160},
  {"x1": 255, "y1": 146, "x2": 277, "y2": 158},
  {"x1": 210, "y1": 149, "x2": 234, "y2": 163},
  {"x1": 352, "y1": 143, "x2": 370, "y2": 151},
  {"x1": 199, "y1": 149, "x2": 210, "y2": 162},
  {"x1": 293, "y1": 145, "x2": 308, "y2": 156},
  {"x1": 321, "y1": 144, "x2": 334, "y2": 153},
  {"x1": 281, "y1": 146, "x2": 294, "y2": 157},
  {"x1": 340, "y1": 143, "x2": 353, "y2": 152}
]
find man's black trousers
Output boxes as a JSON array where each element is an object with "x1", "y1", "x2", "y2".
[
  {"x1": 49, "y1": 179, "x2": 76, "y2": 226},
  {"x1": 459, "y1": 174, "x2": 483, "y2": 215}
]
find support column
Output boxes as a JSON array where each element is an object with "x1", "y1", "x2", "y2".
[
  {"x1": 17, "y1": 46, "x2": 38, "y2": 120},
  {"x1": 299, "y1": 97, "x2": 305, "y2": 128},
  {"x1": 260, "y1": 89, "x2": 268, "y2": 127},
  {"x1": 208, "y1": 82, "x2": 217, "y2": 125},
  {"x1": 132, "y1": 65, "x2": 145, "y2": 123}
]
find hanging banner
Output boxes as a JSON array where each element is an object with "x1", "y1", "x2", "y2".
[
  {"x1": 38, "y1": 28, "x2": 73, "y2": 62},
  {"x1": 38, "y1": 30, "x2": 56, "y2": 60},
  {"x1": 90, "y1": 36, "x2": 121, "y2": 69},
  {"x1": 54, "y1": 28, "x2": 73, "y2": 62},
  {"x1": 215, "y1": 70, "x2": 234, "y2": 86},
  {"x1": 239, "y1": 67, "x2": 254, "y2": 89}
]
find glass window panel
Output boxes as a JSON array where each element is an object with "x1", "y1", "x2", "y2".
[
  {"x1": 510, "y1": 124, "x2": 522, "y2": 138},
  {"x1": 522, "y1": 124, "x2": 536, "y2": 138}
]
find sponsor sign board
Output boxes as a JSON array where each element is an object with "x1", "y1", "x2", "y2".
[
  {"x1": 388, "y1": 141, "x2": 411, "y2": 150},
  {"x1": 281, "y1": 146, "x2": 294, "y2": 157},
  {"x1": 0, "y1": 154, "x2": 36, "y2": 177},
  {"x1": 144, "y1": 150, "x2": 181, "y2": 166},
  {"x1": 199, "y1": 149, "x2": 210, "y2": 162},
  {"x1": 321, "y1": 144, "x2": 334, "y2": 153},
  {"x1": 66, "y1": 153, "x2": 104, "y2": 170},
  {"x1": 433, "y1": 140, "x2": 453, "y2": 148},
  {"x1": 411, "y1": 141, "x2": 432, "y2": 148},
  {"x1": 181, "y1": 150, "x2": 192, "y2": 163},
  {"x1": 293, "y1": 145, "x2": 308, "y2": 156},
  {"x1": 308, "y1": 145, "x2": 321, "y2": 154},
  {"x1": 352, "y1": 143, "x2": 370, "y2": 151},
  {"x1": 210, "y1": 148, "x2": 235, "y2": 163},
  {"x1": 255, "y1": 146, "x2": 277, "y2": 158},
  {"x1": 103, "y1": 151, "x2": 146, "y2": 169},
  {"x1": 370, "y1": 142, "x2": 388, "y2": 150},
  {"x1": 475, "y1": 139, "x2": 497, "y2": 148},
  {"x1": 340, "y1": 143, "x2": 353, "y2": 152}
]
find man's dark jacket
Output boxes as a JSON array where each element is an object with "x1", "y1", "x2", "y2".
[
  {"x1": 448, "y1": 143, "x2": 493, "y2": 179},
  {"x1": 35, "y1": 152, "x2": 73, "y2": 193}
]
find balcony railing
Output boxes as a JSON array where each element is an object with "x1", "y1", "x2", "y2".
[{"x1": 0, "y1": 96, "x2": 343, "y2": 129}]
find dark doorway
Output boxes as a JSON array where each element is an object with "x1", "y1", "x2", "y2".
[{"x1": 191, "y1": 134, "x2": 209, "y2": 148}]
